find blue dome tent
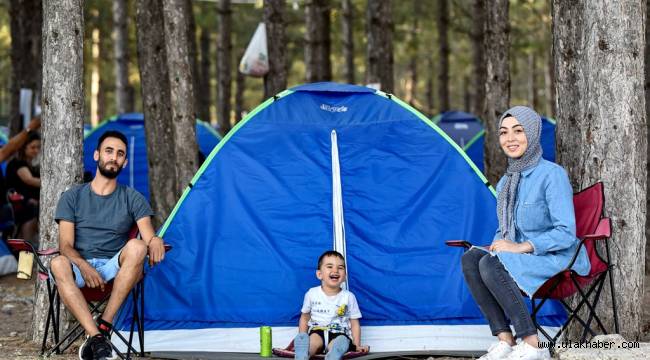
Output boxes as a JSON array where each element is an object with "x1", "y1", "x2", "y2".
[
  {"x1": 83, "y1": 113, "x2": 221, "y2": 199},
  {"x1": 432, "y1": 111, "x2": 485, "y2": 148},
  {"x1": 115, "y1": 83, "x2": 565, "y2": 355}
]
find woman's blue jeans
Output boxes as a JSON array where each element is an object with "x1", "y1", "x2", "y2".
[{"x1": 461, "y1": 248, "x2": 537, "y2": 338}]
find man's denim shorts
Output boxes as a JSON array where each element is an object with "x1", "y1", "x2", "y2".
[{"x1": 70, "y1": 250, "x2": 122, "y2": 288}]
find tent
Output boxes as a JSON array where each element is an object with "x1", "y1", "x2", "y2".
[
  {"x1": 83, "y1": 113, "x2": 221, "y2": 199},
  {"x1": 115, "y1": 83, "x2": 565, "y2": 355},
  {"x1": 0, "y1": 240, "x2": 17, "y2": 276},
  {"x1": 432, "y1": 111, "x2": 484, "y2": 148}
]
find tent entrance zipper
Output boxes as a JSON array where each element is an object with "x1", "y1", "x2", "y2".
[{"x1": 330, "y1": 130, "x2": 349, "y2": 289}]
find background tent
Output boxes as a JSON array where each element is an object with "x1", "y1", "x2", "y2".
[
  {"x1": 116, "y1": 83, "x2": 565, "y2": 355},
  {"x1": 432, "y1": 111, "x2": 556, "y2": 172},
  {"x1": 0, "y1": 240, "x2": 17, "y2": 276},
  {"x1": 83, "y1": 113, "x2": 221, "y2": 199}
]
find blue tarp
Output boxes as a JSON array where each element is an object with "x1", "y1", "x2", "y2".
[
  {"x1": 115, "y1": 84, "x2": 566, "y2": 353},
  {"x1": 83, "y1": 113, "x2": 221, "y2": 199}
]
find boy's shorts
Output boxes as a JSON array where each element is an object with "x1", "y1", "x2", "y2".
[
  {"x1": 308, "y1": 329, "x2": 356, "y2": 353},
  {"x1": 69, "y1": 250, "x2": 122, "y2": 288}
]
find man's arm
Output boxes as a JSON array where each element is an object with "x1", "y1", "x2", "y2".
[
  {"x1": 135, "y1": 216, "x2": 165, "y2": 266},
  {"x1": 0, "y1": 117, "x2": 41, "y2": 163},
  {"x1": 58, "y1": 220, "x2": 105, "y2": 290}
]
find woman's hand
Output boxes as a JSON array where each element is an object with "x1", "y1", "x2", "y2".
[{"x1": 489, "y1": 239, "x2": 533, "y2": 253}]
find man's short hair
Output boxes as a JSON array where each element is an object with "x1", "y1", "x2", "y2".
[
  {"x1": 97, "y1": 130, "x2": 128, "y2": 151},
  {"x1": 317, "y1": 250, "x2": 345, "y2": 269}
]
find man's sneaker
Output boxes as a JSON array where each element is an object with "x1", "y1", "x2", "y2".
[
  {"x1": 91, "y1": 334, "x2": 114, "y2": 360},
  {"x1": 78, "y1": 335, "x2": 94, "y2": 360},
  {"x1": 479, "y1": 340, "x2": 513, "y2": 360},
  {"x1": 505, "y1": 342, "x2": 551, "y2": 360}
]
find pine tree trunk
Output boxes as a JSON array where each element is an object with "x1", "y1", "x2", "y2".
[
  {"x1": 426, "y1": 57, "x2": 435, "y2": 116},
  {"x1": 9, "y1": 0, "x2": 43, "y2": 136},
  {"x1": 305, "y1": 0, "x2": 332, "y2": 83},
  {"x1": 217, "y1": 0, "x2": 232, "y2": 133},
  {"x1": 436, "y1": 0, "x2": 450, "y2": 112},
  {"x1": 482, "y1": 0, "x2": 510, "y2": 186},
  {"x1": 527, "y1": 53, "x2": 539, "y2": 110},
  {"x1": 162, "y1": 0, "x2": 199, "y2": 195},
  {"x1": 234, "y1": 63, "x2": 245, "y2": 124},
  {"x1": 198, "y1": 28, "x2": 212, "y2": 123},
  {"x1": 406, "y1": 0, "x2": 419, "y2": 107},
  {"x1": 471, "y1": 0, "x2": 486, "y2": 119},
  {"x1": 646, "y1": 0, "x2": 650, "y2": 276},
  {"x1": 113, "y1": 0, "x2": 134, "y2": 114},
  {"x1": 365, "y1": 0, "x2": 393, "y2": 93},
  {"x1": 136, "y1": 0, "x2": 179, "y2": 228},
  {"x1": 36, "y1": 0, "x2": 85, "y2": 342},
  {"x1": 187, "y1": 0, "x2": 201, "y2": 122},
  {"x1": 263, "y1": 0, "x2": 287, "y2": 98},
  {"x1": 341, "y1": 0, "x2": 354, "y2": 84},
  {"x1": 554, "y1": 0, "x2": 646, "y2": 340},
  {"x1": 90, "y1": 26, "x2": 101, "y2": 127}
]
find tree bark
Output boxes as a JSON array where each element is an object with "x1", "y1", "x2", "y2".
[
  {"x1": 482, "y1": 0, "x2": 510, "y2": 186},
  {"x1": 341, "y1": 0, "x2": 354, "y2": 84},
  {"x1": 646, "y1": 0, "x2": 650, "y2": 276},
  {"x1": 436, "y1": 0, "x2": 450, "y2": 111},
  {"x1": 234, "y1": 63, "x2": 245, "y2": 124},
  {"x1": 9, "y1": 0, "x2": 43, "y2": 136},
  {"x1": 304, "y1": 0, "x2": 332, "y2": 83},
  {"x1": 136, "y1": 0, "x2": 179, "y2": 228},
  {"x1": 198, "y1": 28, "x2": 212, "y2": 123},
  {"x1": 426, "y1": 56, "x2": 434, "y2": 116},
  {"x1": 187, "y1": 0, "x2": 201, "y2": 123},
  {"x1": 365, "y1": 0, "x2": 393, "y2": 93},
  {"x1": 406, "y1": 0, "x2": 419, "y2": 107},
  {"x1": 162, "y1": 0, "x2": 199, "y2": 195},
  {"x1": 113, "y1": 0, "x2": 134, "y2": 114},
  {"x1": 471, "y1": 0, "x2": 486, "y2": 119},
  {"x1": 217, "y1": 0, "x2": 232, "y2": 133},
  {"x1": 36, "y1": 0, "x2": 85, "y2": 342},
  {"x1": 263, "y1": 0, "x2": 287, "y2": 98},
  {"x1": 554, "y1": 0, "x2": 646, "y2": 340}
]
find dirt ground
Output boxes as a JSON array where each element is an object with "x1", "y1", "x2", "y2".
[{"x1": 2, "y1": 273, "x2": 650, "y2": 360}]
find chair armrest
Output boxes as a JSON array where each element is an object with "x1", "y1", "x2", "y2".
[
  {"x1": 445, "y1": 240, "x2": 472, "y2": 249},
  {"x1": 6, "y1": 239, "x2": 56, "y2": 273},
  {"x1": 582, "y1": 218, "x2": 611, "y2": 241}
]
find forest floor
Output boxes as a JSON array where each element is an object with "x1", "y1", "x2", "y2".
[{"x1": 2, "y1": 273, "x2": 650, "y2": 360}]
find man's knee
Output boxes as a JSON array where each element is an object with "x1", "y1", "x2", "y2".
[
  {"x1": 122, "y1": 240, "x2": 147, "y2": 263},
  {"x1": 50, "y1": 256, "x2": 72, "y2": 279}
]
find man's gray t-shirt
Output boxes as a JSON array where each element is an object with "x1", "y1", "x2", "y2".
[{"x1": 54, "y1": 183, "x2": 154, "y2": 259}]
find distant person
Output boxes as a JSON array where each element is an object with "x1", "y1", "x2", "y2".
[
  {"x1": 49, "y1": 130, "x2": 165, "y2": 360},
  {"x1": 461, "y1": 106, "x2": 589, "y2": 360},
  {"x1": 5, "y1": 132, "x2": 41, "y2": 243},
  {"x1": 293, "y1": 250, "x2": 369, "y2": 360}
]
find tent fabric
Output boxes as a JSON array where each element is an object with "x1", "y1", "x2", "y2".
[
  {"x1": 433, "y1": 111, "x2": 484, "y2": 148},
  {"x1": 83, "y1": 113, "x2": 221, "y2": 199},
  {"x1": 460, "y1": 115, "x2": 556, "y2": 173},
  {"x1": 115, "y1": 83, "x2": 566, "y2": 354}
]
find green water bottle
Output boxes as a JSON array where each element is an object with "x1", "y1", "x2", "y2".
[{"x1": 260, "y1": 326, "x2": 272, "y2": 357}]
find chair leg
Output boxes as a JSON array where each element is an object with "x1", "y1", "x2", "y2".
[
  {"x1": 41, "y1": 280, "x2": 56, "y2": 354},
  {"x1": 139, "y1": 279, "x2": 145, "y2": 356},
  {"x1": 605, "y1": 240, "x2": 620, "y2": 334}
]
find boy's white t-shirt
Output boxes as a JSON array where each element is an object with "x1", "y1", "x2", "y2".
[{"x1": 301, "y1": 286, "x2": 362, "y2": 337}]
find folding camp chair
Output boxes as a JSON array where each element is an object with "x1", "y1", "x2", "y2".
[
  {"x1": 447, "y1": 182, "x2": 619, "y2": 346},
  {"x1": 7, "y1": 230, "x2": 170, "y2": 359}
]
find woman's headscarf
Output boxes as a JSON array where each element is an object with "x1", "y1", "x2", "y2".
[{"x1": 496, "y1": 106, "x2": 543, "y2": 241}]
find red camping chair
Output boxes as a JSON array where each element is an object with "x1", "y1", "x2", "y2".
[
  {"x1": 447, "y1": 182, "x2": 619, "y2": 345},
  {"x1": 7, "y1": 228, "x2": 170, "y2": 359}
]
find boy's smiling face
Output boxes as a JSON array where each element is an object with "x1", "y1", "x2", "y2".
[{"x1": 317, "y1": 255, "x2": 346, "y2": 291}]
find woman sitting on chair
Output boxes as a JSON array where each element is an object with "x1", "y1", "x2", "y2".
[{"x1": 461, "y1": 106, "x2": 590, "y2": 360}]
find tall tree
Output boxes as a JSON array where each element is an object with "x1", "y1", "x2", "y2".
[
  {"x1": 527, "y1": 53, "x2": 539, "y2": 110},
  {"x1": 436, "y1": 0, "x2": 450, "y2": 111},
  {"x1": 341, "y1": 0, "x2": 354, "y2": 84},
  {"x1": 426, "y1": 57, "x2": 434, "y2": 116},
  {"x1": 366, "y1": 0, "x2": 393, "y2": 93},
  {"x1": 8, "y1": 0, "x2": 43, "y2": 136},
  {"x1": 482, "y1": 0, "x2": 510, "y2": 185},
  {"x1": 263, "y1": 0, "x2": 287, "y2": 98},
  {"x1": 35, "y1": 0, "x2": 85, "y2": 341},
  {"x1": 113, "y1": 0, "x2": 134, "y2": 113},
  {"x1": 646, "y1": 0, "x2": 650, "y2": 276},
  {"x1": 304, "y1": 0, "x2": 332, "y2": 82},
  {"x1": 136, "y1": 0, "x2": 178, "y2": 228},
  {"x1": 89, "y1": 12, "x2": 102, "y2": 127},
  {"x1": 162, "y1": 0, "x2": 199, "y2": 194},
  {"x1": 198, "y1": 28, "x2": 212, "y2": 123},
  {"x1": 187, "y1": 0, "x2": 201, "y2": 123},
  {"x1": 217, "y1": 0, "x2": 232, "y2": 133},
  {"x1": 554, "y1": 0, "x2": 646, "y2": 339},
  {"x1": 406, "y1": 0, "x2": 419, "y2": 107},
  {"x1": 471, "y1": 0, "x2": 486, "y2": 118},
  {"x1": 234, "y1": 65, "x2": 245, "y2": 124}
]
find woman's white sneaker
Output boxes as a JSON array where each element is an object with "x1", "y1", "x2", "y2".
[
  {"x1": 479, "y1": 340, "x2": 514, "y2": 360},
  {"x1": 505, "y1": 342, "x2": 551, "y2": 360}
]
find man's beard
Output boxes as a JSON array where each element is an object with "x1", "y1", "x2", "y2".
[{"x1": 98, "y1": 160, "x2": 123, "y2": 179}]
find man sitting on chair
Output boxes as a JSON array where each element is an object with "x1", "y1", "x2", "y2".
[{"x1": 50, "y1": 130, "x2": 165, "y2": 360}]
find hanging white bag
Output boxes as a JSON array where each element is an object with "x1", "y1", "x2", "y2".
[{"x1": 239, "y1": 23, "x2": 269, "y2": 77}]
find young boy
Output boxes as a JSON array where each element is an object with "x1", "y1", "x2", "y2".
[{"x1": 294, "y1": 251, "x2": 369, "y2": 360}]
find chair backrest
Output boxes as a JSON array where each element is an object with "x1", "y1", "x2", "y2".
[{"x1": 573, "y1": 182, "x2": 609, "y2": 277}]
